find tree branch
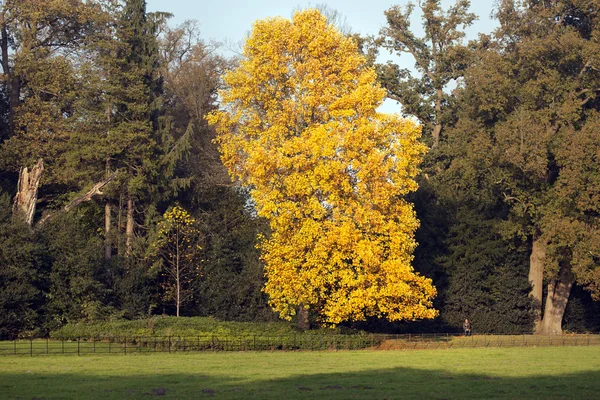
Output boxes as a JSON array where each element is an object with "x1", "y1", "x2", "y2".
[
  {"x1": 37, "y1": 172, "x2": 118, "y2": 226},
  {"x1": 64, "y1": 171, "x2": 117, "y2": 212}
]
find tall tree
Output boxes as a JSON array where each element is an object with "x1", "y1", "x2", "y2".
[
  {"x1": 116, "y1": 0, "x2": 159, "y2": 256},
  {"x1": 379, "y1": 0, "x2": 476, "y2": 148},
  {"x1": 450, "y1": 0, "x2": 600, "y2": 334},
  {"x1": 208, "y1": 9, "x2": 437, "y2": 328},
  {"x1": 0, "y1": 0, "x2": 108, "y2": 225}
]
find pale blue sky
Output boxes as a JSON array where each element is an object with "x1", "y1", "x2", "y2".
[
  {"x1": 146, "y1": 0, "x2": 499, "y2": 113},
  {"x1": 147, "y1": 0, "x2": 498, "y2": 47}
]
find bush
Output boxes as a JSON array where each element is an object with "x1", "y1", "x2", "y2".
[{"x1": 50, "y1": 316, "x2": 354, "y2": 339}]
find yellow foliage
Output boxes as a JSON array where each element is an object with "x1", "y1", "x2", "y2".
[{"x1": 207, "y1": 9, "x2": 437, "y2": 325}]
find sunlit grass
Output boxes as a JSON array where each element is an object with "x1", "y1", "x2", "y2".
[{"x1": 1, "y1": 346, "x2": 599, "y2": 399}]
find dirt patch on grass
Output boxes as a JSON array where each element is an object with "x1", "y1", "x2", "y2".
[
  {"x1": 149, "y1": 388, "x2": 167, "y2": 396},
  {"x1": 320, "y1": 385, "x2": 343, "y2": 390}
]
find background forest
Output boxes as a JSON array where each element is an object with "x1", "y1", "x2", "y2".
[{"x1": 1, "y1": 0, "x2": 599, "y2": 339}]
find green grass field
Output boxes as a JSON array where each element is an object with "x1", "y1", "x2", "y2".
[{"x1": 1, "y1": 347, "x2": 600, "y2": 399}]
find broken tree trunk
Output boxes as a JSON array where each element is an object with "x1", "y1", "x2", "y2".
[{"x1": 12, "y1": 159, "x2": 44, "y2": 226}]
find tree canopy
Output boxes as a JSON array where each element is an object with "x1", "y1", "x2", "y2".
[{"x1": 208, "y1": 9, "x2": 437, "y2": 326}]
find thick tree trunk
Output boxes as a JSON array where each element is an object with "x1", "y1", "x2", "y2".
[
  {"x1": 12, "y1": 159, "x2": 44, "y2": 226},
  {"x1": 537, "y1": 266, "x2": 574, "y2": 335},
  {"x1": 297, "y1": 305, "x2": 310, "y2": 331},
  {"x1": 529, "y1": 237, "x2": 546, "y2": 332},
  {"x1": 125, "y1": 196, "x2": 134, "y2": 256}
]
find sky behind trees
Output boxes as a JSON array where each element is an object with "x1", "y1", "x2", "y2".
[
  {"x1": 147, "y1": 0, "x2": 498, "y2": 114},
  {"x1": 147, "y1": 0, "x2": 498, "y2": 51}
]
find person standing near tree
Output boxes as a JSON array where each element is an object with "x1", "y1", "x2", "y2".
[{"x1": 463, "y1": 319, "x2": 471, "y2": 336}]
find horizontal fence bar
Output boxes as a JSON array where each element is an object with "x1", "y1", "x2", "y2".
[{"x1": 1, "y1": 333, "x2": 599, "y2": 356}]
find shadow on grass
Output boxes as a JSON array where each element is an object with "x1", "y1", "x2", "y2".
[{"x1": 1, "y1": 365, "x2": 599, "y2": 400}]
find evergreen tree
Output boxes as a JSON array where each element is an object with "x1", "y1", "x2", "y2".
[{"x1": 0, "y1": 192, "x2": 49, "y2": 339}]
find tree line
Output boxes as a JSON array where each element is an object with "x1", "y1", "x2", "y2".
[{"x1": 0, "y1": 0, "x2": 599, "y2": 339}]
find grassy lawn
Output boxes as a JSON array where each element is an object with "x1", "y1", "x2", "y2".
[{"x1": 1, "y1": 347, "x2": 599, "y2": 399}]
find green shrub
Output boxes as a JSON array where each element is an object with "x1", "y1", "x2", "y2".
[{"x1": 50, "y1": 316, "x2": 355, "y2": 339}]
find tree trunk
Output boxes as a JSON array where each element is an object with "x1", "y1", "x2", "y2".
[
  {"x1": 537, "y1": 266, "x2": 574, "y2": 335},
  {"x1": 105, "y1": 202, "x2": 112, "y2": 260},
  {"x1": 176, "y1": 226, "x2": 180, "y2": 317},
  {"x1": 529, "y1": 236, "x2": 545, "y2": 333},
  {"x1": 104, "y1": 158, "x2": 112, "y2": 261},
  {"x1": 125, "y1": 196, "x2": 134, "y2": 256},
  {"x1": 297, "y1": 305, "x2": 310, "y2": 331},
  {"x1": 12, "y1": 159, "x2": 44, "y2": 226},
  {"x1": 431, "y1": 88, "x2": 443, "y2": 148},
  {"x1": 1, "y1": 18, "x2": 18, "y2": 129}
]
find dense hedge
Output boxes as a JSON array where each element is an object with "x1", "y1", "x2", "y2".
[{"x1": 50, "y1": 316, "x2": 354, "y2": 339}]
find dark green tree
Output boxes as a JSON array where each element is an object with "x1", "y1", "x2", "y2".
[
  {"x1": 42, "y1": 210, "x2": 114, "y2": 327},
  {"x1": 447, "y1": 0, "x2": 600, "y2": 334},
  {"x1": 0, "y1": 192, "x2": 49, "y2": 339}
]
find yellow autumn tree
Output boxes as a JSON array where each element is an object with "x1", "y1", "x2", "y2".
[
  {"x1": 207, "y1": 9, "x2": 437, "y2": 326},
  {"x1": 152, "y1": 206, "x2": 202, "y2": 317}
]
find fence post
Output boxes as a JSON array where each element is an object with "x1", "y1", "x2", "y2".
[
  {"x1": 30, "y1": 338, "x2": 33, "y2": 357},
  {"x1": 62, "y1": 338, "x2": 64, "y2": 354},
  {"x1": 14, "y1": 340, "x2": 16, "y2": 355},
  {"x1": 46, "y1": 338, "x2": 49, "y2": 355},
  {"x1": 168, "y1": 336, "x2": 171, "y2": 353},
  {"x1": 77, "y1": 337, "x2": 80, "y2": 356},
  {"x1": 124, "y1": 336, "x2": 127, "y2": 355}
]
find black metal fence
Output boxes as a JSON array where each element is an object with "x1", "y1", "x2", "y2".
[{"x1": 2, "y1": 333, "x2": 600, "y2": 356}]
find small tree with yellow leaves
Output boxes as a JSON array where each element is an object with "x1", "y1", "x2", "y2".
[
  {"x1": 208, "y1": 9, "x2": 437, "y2": 328},
  {"x1": 152, "y1": 206, "x2": 202, "y2": 317}
]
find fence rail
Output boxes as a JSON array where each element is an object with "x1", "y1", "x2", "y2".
[{"x1": 2, "y1": 333, "x2": 600, "y2": 356}]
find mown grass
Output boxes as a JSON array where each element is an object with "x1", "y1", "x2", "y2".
[{"x1": 1, "y1": 346, "x2": 599, "y2": 399}]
